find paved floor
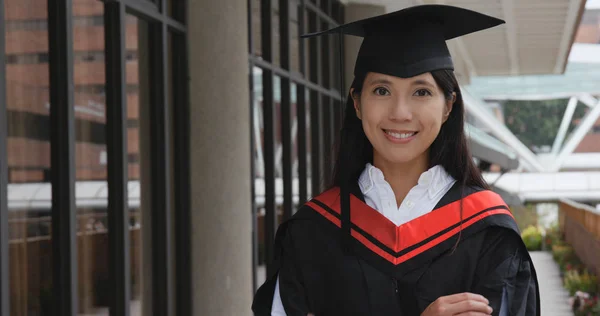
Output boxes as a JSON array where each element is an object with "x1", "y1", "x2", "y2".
[{"x1": 530, "y1": 251, "x2": 574, "y2": 316}]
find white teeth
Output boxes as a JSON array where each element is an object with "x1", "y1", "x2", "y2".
[{"x1": 385, "y1": 130, "x2": 416, "y2": 139}]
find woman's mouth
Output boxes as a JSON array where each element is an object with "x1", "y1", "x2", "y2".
[{"x1": 383, "y1": 129, "x2": 418, "y2": 143}]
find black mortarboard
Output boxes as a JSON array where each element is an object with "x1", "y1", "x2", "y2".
[{"x1": 301, "y1": 4, "x2": 504, "y2": 79}]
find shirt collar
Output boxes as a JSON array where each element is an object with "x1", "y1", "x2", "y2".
[{"x1": 358, "y1": 163, "x2": 454, "y2": 198}]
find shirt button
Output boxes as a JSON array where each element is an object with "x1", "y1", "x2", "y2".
[{"x1": 406, "y1": 200, "x2": 414, "y2": 208}]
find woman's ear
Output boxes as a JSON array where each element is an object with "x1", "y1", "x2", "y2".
[
  {"x1": 351, "y1": 88, "x2": 362, "y2": 120},
  {"x1": 443, "y1": 92, "x2": 456, "y2": 123}
]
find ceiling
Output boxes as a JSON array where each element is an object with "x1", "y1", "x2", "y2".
[{"x1": 340, "y1": 0, "x2": 587, "y2": 83}]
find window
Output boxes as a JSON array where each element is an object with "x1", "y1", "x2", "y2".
[
  {"x1": 1, "y1": 0, "x2": 189, "y2": 315},
  {"x1": 248, "y1": 0, "x2": 344, "y2": 290},
  {"x1": 4, "y1": 1, "x2": 52, "y2": 315}
]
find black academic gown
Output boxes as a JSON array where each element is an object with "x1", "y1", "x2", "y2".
[{"x1": 252, "y1": 183, "x2": 540, "y2": 316}]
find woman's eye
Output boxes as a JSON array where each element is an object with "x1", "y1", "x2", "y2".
[
  {"x1": 414, "y1": 89, "x2": 432, "y2": 97},
  {"x1": 374, "y1": 87, "x2": 390, "y2": 96}
]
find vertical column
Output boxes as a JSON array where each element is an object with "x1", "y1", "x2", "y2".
[
  {"x1": 171, "y1": 31, "x2": 192, "y2": 316},
  {"x1": 308, "y1": 9, "x2": 322, "y2": 195},
  {"x1": 148, "y1": 18, "x2": 174, "y2": 316},
  {"x1": 280, "y1": 0, "x2": 293, "y2": 222},
  {"x1": 260, "y1": 0, "x2": 277, "y2": 279},
  {"x1": 343, "y1": 4, "x2": 385, "y2": 87},
  {"x1": 187, "y1": 0, "x2": 252, "y2": 314},
  {"x1": 48, "y1": 0, "x2": 78, "y2": 314},
  {"x1": 297, "y1": 0, "x2": 308, "y2": 204},
  {"x1": 104, "y1": 2, "x2": 130, "y2": 316}
]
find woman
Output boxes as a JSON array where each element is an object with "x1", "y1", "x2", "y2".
[{"x1": 252, "y1": 4, "x2": 540, "y2": 316}]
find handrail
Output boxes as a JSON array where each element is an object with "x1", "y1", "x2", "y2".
[{"x1": 559, "y1": 198, "x2": 600, "y2": 240}]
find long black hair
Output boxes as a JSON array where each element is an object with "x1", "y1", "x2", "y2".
[{"x1": 330, "y1": 69, "x2": 489, "y2": 192}]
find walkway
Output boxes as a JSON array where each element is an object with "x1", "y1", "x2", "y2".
[{"x1": 530, "y1": 251, "x2": 574, "y2": 316}]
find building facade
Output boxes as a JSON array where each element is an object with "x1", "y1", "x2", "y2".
[
  {"x1": 2, "y1": 0, "x2": 192, "y2": 315},
  {"x1": 1, "y1": 0, "x2": 347, "y2": 315}
]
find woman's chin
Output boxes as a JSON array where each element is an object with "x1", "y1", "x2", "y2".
[{"x1": 377, "y1": 153, "x2": 420, "y2": 165}]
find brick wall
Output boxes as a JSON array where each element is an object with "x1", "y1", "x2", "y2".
[{"x1": 5, "y1": 0, "x2": 142, "y2": 183}]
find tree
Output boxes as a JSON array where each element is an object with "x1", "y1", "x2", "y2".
[{"x1": 502, "y1": 99, "x2": 588, "y2": 152}]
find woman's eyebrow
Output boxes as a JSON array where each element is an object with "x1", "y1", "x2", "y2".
[
  {"x1": 367, "y1": 78, "x2": 393, "y2": 86},
  {"x1": 411, "y1": 79, "x2": 436, "y2": 88}
]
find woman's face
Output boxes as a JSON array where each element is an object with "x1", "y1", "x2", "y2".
[{"x1": 351, "y1": 72, "x2": 454, "y2": 167}]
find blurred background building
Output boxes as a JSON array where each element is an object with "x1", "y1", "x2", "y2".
[{"x1": 0, "y1": 0, "x2": 599, "y2": 315}]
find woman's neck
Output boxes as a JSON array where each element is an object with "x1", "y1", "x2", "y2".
[{"x1": 372, "y1": 154, "x2": 429, "y2": 207}]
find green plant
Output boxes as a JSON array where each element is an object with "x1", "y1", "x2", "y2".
[
  {"x1": 591, "y1": 298, "x2": 600, "y2": 315},
  {"x1": 511, "y1": 205, "x2": 539, "y2": 232},
  {"x1": 552, "y1": 244, "x2": 574, "y2": 264},
  {"x1": 564, "y1": 270, "x2": 599, "y2": 296},
  {"x1": 521, "y1": 225, "x2": 543, "y2": 251},
  {"x1": 544, "y1": 223, "x2": 562, "y2": 248},
  {"x1": 552, "y1": 244, "x2": 587, "y2": 274},
  {"x1": 572, "y1": 294, "x2": 600, "y2": 316}
]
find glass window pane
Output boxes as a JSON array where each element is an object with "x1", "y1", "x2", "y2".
[
  {"x1": 127, "y1": 15, "x2": 149, "y2": 316},
  {"x1": 272, "y1": 0, "x2": 280, "y2": 67},
  {"x1": 252, "y1": 66, "x2": 266, "y2": 287},
  {"x1": 274, "y1": 75, "x2": 283, "y2": 226},
  {"x1": 167, "y1": 0, "x2": 183, "y2": 23},
  {"x1": 291, "y1": 83, "x2": 299, "y2": 209},
  {"x1": 290, "y1": 2, "x2": 300, "y2": 74},
  {"x1": 251, "y1": 0, "x2": 261, "y2": 57},
  {"x1": 72, "y1": 1, "x2": 110, "y2": 315},
  {"x1": 5, "y1": 0, "x2": 52, "y2": 315}
]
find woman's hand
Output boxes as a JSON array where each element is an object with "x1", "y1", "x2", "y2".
[{"x1": 421, "y1": 293, "x2": 493, "y2": 316}]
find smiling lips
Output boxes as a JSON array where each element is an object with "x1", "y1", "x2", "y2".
[{"x1": 383, "y1": 129, "x2": 418, "y2": 144}]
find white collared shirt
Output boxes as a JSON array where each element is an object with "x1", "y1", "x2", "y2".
[
  {"x1": 271, "y1": 164, "x2": 457, "y2": 315},
  {"x1": 358, "y1": 163, "x2": 456, "y2": 226}
]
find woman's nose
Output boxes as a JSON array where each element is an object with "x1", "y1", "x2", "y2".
[{"x1": 388, "y1": 98, "x2": 412, "y2": 121}]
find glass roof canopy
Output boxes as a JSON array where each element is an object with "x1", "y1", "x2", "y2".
[{"x1": 467, "y1": 62, "x2": 600, "y2": 100}]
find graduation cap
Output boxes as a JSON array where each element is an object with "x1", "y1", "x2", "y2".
[{"x1": 301, "y1": 4, "x2": 505, "y2": 82}]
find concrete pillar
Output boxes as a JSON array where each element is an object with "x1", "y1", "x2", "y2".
[
  {"x1": 344, "y1": 4, "x2": 386, "y2": 88},
  {"x1": 188, "y1": 1, "x2": 252, "y2": 316}
]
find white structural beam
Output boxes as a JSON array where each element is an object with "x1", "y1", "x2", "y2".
[
  {"x1": 502, "y1": 0, "x2": 519, "y2": 75},
  {"x1": 578, "y1": 94, "x2": 598, "y2": 108},
  {"x1": 469, "y1": 93, "x2": 596, "y2": 102},
  {"x1": 551, "y1": 97, "x2": 579, "y2": 155},
  {"x1": 518, "y1": 158, "x2": 536, "y2": 173},
  {"x1": 483, "y1": 171, "x2": 600, "y2": 202},
  {"x1": 462, "y1": 88, "x2": 546, "y2": 172},
  {"x1": 539, "y1": 153, "x2": 600, "y2": 170},
  {"x1": 551, "y1": 99, "x2": 600, "y2": 171}
]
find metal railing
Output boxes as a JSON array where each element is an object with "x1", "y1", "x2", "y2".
[
  {"x1": 8, "y1": 211, "x2": 142, "y2": 316},
  {"x1": 558, "y1": 199, "x2": 600, "y2": 276}
]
